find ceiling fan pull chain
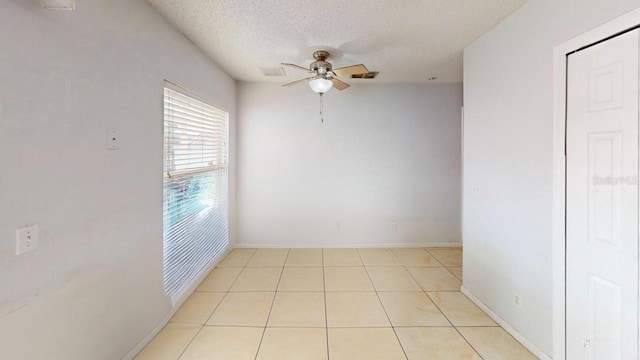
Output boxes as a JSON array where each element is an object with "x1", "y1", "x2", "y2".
[{"x1": 320, "y1": 93, "x2": 324, "y2": 123}]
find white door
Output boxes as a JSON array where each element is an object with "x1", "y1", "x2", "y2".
[{"x1": 566, "y1": 29, "x2": 639, "y2": 359}]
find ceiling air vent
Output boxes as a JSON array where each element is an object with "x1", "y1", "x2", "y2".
[
  {"x1": 43, "y1": 0, "x2": 76, "y2": 10},
  {"x1": 351, "y1": 71, "x2": 379, "y2": 79},
  {"x1": 260, "y1": 67, "x2": 286, "y2": 77}
]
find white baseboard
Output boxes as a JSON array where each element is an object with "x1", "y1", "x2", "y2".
[
  {"x1": 460, "y1": 286, "x2": 551, "y2": 360},
  {"x1": 121, "y1": 246, "x2": 233, "y2": 360},
  {"x1": 121, "y1": 304, "x2": 175, "y2": 360},
  {"x1": 233, "y1": 242, "x2": 462, "y2": 249}
]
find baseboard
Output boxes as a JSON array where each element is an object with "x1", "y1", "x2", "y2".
[
  {"x1": 233, "y1": 242, "x2": 462, "y2": 249},
  {"x1": 121, "y1": 246, "x2": 233, "y2": 360},
  {"x1": 460, "y1": 286, "x2": 551, "y2": 360},
  {"x1": 121, "y1": 305, "x2": 175, "y2": 360}
]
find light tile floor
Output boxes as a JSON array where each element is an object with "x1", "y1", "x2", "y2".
[{"x1": 135, "y1": 247, "x2": 537, "y2": 360}]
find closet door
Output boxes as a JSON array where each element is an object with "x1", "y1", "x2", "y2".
[{"x1": 566, "y1": 29, "x2": 639, "y2": 359}]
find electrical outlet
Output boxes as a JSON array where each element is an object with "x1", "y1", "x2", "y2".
[
  {"x1": 472, "y1": 185, "x2": 482, "y2": 197},
  {"x1": 336, "y1": 221, "x2": 341, "y2": 230},
  {"x1": 390, "y1": 222, "x2": 398, "y2": 233},
  {"x1": 16, "y1": 224, "x2": 39, "y2": 255},
  {"x1": 107, "y1": 128, "x2": 118, "y2": 150}
]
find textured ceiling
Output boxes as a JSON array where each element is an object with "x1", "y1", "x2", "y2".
[{"x1": 147, "y1": 0, "x2": 527, "y2": 83}]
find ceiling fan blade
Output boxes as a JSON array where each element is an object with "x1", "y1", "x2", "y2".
[
  {"x1": 282, "y1": 77, "x2": 314, "y2": 87},
  {"x1": 281, "y1": 63, "x2": 311, "y2": 73},
  {"x1": 332, "y1": 64, "x2": 369, "y2": 76},
  {"x1": 331, "y1": 78, "x2": 350, "y2": 91}
]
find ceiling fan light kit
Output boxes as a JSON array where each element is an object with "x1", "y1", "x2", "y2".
[{"x1": 309, "y1": 78, "x2": 333, "y2": 94}]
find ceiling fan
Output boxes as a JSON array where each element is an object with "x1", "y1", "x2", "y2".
[{"x1": 281, "y1": 50, "x2": 370, "y2": 94}]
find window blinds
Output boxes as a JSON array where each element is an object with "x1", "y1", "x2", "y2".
[{"x1": 163, "y1": 85, "x2": 229, "y2": 302}]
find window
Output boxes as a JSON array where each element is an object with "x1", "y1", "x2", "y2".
[{"x1": 163, "y1": 83, "x2": 229, "y2": 302}]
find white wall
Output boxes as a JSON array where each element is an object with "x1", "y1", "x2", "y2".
[
  {"x1": 237, "y1": 82, "x2": 462, "y2": 247},
  {"x1": 0, "y1": 1, "x2": 236, "y2": 359},
  {"x1": 463, "y1": 0, "x2": 640, "y2": 356}
]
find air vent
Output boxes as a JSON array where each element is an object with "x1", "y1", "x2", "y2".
[
  {"x1": 43, "y1": 0, "x2": 76, "y2": 10},
  {"x1": 351, "y1": 71, "x2": 379, "y2": 79},
  {"x1": 260, "y1": 67, "x2": 286, "y2": 77}
]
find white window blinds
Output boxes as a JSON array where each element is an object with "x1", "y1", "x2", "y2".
[{"x1": 163, "y1": 84, "x2": 229, "y2": 302}]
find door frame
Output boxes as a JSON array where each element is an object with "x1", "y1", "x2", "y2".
[{"x1": 552, "y1": 8, "x2": 640, "y2": 360}]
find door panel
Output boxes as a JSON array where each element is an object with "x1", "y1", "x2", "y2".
[
  {"x1": 566, "y1": 29, "x2": 639, "y2": 359},
  {"x1": 588, "y1": 131, "x2": 622, "y2": 248}
]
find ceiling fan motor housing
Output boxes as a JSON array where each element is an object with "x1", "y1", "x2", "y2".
[{"x1": 310, "y1": 50, "x2": 332, "y2": 75}]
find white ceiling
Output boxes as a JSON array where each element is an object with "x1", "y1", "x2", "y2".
[{"x1": 147, "y1": 0, "x2": 528, "y2": 83}]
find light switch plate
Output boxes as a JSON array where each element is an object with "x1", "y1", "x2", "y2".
[{"x1": 16, "y1": 224, "x2": 39, "y2": 255}]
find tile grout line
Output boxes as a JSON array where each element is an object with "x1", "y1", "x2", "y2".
[
  {"x1": 174, "y1": 323, "x2": 205, "y2": 360},
  {"x1": 356, "y1": 249, "x2": 409, "y2": 360},
  {"x1": 436, "y1": 247, "x2": 463, "y2": 281},
  {"x1": 445, "y1": 266, "x2": 463, "y2": 281},
  {"x1": 423, "y1": 247, "x2": 447, "y2": 268},
  {"x1": 453, "y1": 324, "x2": 487, "y2": 358},
  {"x1": 420, "y1": 247, "x2": 485, "y2": 360},
  {"x1": 424, "y1": 247, "x2": 464, "y2": 275},
  {"x1": 174, "y1": 248, "x2": 258, "y2": 360},
  {"x1": 420, "y1": 289, "x2": 486, "y2": 360},
  {"x1": 199, "y1": 250, "x2": 254, "y2": 322},
  {"x1": 253, "y1": 249, "x2": 290, "y2": 360},
  {"x1": 394, "y1": 249, "x2": 457, "y2": 360},
  {"x1": 322, "y1": 249, "x2": 330, "y2": 360},
  {"x1": 199, "y1": 266, "x2": 245, "y2": 323}
]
